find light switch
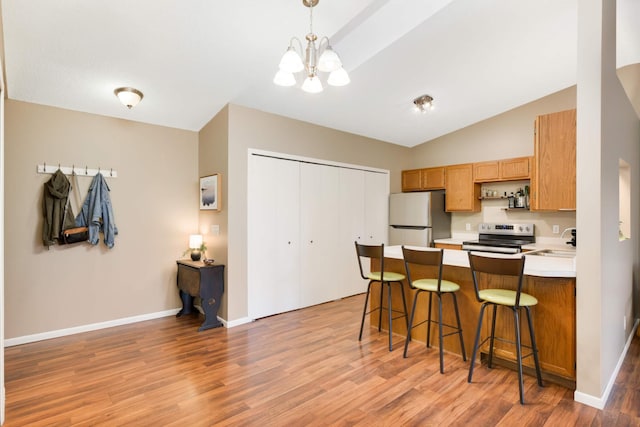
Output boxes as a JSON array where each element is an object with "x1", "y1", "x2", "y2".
[{"x1": 211, "y1": 224, "x2": 220, "y2": 235}]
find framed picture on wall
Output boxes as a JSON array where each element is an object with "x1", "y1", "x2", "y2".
[{"x1": 200, "y1": 174, "x2": 221, "y2": 211}]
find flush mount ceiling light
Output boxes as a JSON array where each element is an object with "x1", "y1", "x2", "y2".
[
  {"x1": 114, "y1": 87, "x2": 144, "y2": 109},
  {"x1": 413, "y1": 94, "x2": 434, "y2": 113},
  {"x1": 274, "y1": 0, "x2": 350, "y2": 94}
]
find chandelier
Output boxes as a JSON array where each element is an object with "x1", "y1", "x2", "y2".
[{"x1": 273, "y1": 0, "x2": 350, "y2": 93}]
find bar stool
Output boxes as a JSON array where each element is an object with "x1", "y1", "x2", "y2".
[
  {"x1": 355, "y1": 242, "x2": 408, "y2": 351},
  {"x1": 402, "y1": 246, "x2": 466, "y2": 373},
  {"x1": 467, "y1": 252, "x2": 543, "y2": 405}
]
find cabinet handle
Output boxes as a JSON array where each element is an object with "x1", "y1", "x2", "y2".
[
  {"x1": 287, "y1": 241, "x2": 291, "y2": 244},
  {"x1": 310, "y1": 240, "x2": 313, "y2": 243}
]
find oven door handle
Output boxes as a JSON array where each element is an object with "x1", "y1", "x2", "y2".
[{"x1": 461, "y1": 244, "x2": 520, "y2": 254}]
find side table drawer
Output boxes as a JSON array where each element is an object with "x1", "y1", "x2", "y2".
[{"x1": 177, "y1": 265, "x2": 200, "y2": 296}]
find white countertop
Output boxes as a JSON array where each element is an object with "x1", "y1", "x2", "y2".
[{"x1": 384, "y1": 245, "x2": 576, "y2": 278}]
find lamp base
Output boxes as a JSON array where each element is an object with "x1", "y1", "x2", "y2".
[{"x1": 190, "y1": 250, "x2": 202, "y2": 261}]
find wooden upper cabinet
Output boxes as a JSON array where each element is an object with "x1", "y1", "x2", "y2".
[
  {"x1": 445, "y1": 163, "x2": 480, "y2": 212},
  {"x1": 530, "y1": 109, "x2": 576, "y2": 211},
  {"x1": 401, "y1": 169, "x2": 423, "y2": 192},
  {"x1": 473, "y1": 161, "x2": 499, "y2": 182},
  {"x1": 500, "y1": 157, "x2": 531, "y2": 180},
  {"x1": 422, "y1": 167, "x2": 445, "y2": 190},
  {"x1": 473, "y1": 157, "x2": 531, "y2": 183},
  {"x1": 401, "y1": 167, "x2": 445, "y2": 192}
]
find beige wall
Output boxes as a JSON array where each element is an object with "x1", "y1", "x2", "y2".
[
  {"x1": 225, "y1": 104, "x2": 411, "y2": 322},
  {"x1": 410, "y1": 87, "x2": 578, "y2": 238},
  {"x1": 575, "y1": 0, "x2": 640, "y2": 402},
  {"x1": 198, "y1": 105, "x2": 229, "y2": 318},
  {"x1": 4, "y1": 100, "x2": 199, "y2": 339}
]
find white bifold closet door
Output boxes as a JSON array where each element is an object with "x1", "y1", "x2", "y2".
[{"x1": 248, "y1": 152, "x2": 389, "y2": 320}]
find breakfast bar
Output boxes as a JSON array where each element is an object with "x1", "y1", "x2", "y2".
[{"x1": 370, "y1": 246, "x2": 576, "y2": 388}]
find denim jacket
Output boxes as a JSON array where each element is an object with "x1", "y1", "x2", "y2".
[{"x1": 75, "y1": 173, "x2": 118, "y2": 248}]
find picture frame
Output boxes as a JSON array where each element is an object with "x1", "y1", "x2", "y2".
[{"x1": 200, "y1": 174, "x2": 221, "y2": 211}]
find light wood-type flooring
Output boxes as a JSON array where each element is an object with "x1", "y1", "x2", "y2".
[{"x1": 4, "y1": 294, "x2": 640, "y2": 426}]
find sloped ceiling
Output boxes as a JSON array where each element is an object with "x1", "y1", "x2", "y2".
[{"x1": 1, "y1": 0, "x2": 639, "y2": 147}]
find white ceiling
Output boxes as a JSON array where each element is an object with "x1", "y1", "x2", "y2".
[{"x1": 2, "y1": 0, "x2": 639, "y2": 147}]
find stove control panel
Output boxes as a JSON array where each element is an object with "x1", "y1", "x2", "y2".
[{"x1": 478, "y1": 223, "x2": 534, "y2": 236}]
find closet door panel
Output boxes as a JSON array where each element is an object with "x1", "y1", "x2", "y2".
[
  {"x1": 248, "y1": 155, "x2": 300, "y2": 319},
  {"x1": 300, "y1": 163, "x2": 341, "y2": 306},
  {"x1": 364, "y1": 171, "x2": 389, "y2": 245},
  {"x1": 338, "y1": 168, "x2": 368, "y2": 296}
]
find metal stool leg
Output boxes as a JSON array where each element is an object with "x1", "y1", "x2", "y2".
[
  {"x1": 451, "y1": 293, "x2": 466, "y2": 361},
  {"x1": 378, "y1": 282, "x2": 384, "y2": 332},
  {"x1": 514, "y1": 307, "x2": 525, "y2": 405},
  {"x1": 398, "y1": 281, "x2": 409, "y2": 330},
  {"x1": 359, "y1": 281, "x2": 374, "y2": 341},
  {"x1": 403, "y1": 290, "x2": 421, "y2": 358},
  {"x1": 437, "y1": 292, "x2": 444, "y2": 374},
  {"x1": 525, "y1": 307, "x2": 543, "y2": 386},
  {"x1": 468, "y1": 302, "x2": 488, "y2": 382},
  {"x1": 387, "y1": 282, "x2": 393, "y2": 351},
  {"x1": 426, "y1": 292, "x2": 433, "y2": 348},
  {"x1": 488, "y1": 304, "x2": 498, "y2": 368}
]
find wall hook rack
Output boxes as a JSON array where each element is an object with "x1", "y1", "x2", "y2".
[{"x1": 37, "y1": 164, "x2": 118, "y2": 178}]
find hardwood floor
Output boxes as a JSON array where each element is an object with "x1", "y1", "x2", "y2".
[{"x1": 4, "y1": 294, "x2": 640, "y2": 426}]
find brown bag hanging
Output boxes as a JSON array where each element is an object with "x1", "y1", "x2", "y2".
[{"x1": 60, "y1": 171, "x2": 89, "y2": 244}]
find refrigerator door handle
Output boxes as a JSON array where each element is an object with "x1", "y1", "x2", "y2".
[{"x1": 390, "y1": 225, "x2": 428, "y2": 230}]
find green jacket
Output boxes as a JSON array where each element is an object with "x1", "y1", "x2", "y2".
[{"x1": 42, "y1": 170, "x2": 71, "y2": 247}]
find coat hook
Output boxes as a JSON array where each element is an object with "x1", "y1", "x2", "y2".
[
  {"x1": 44, "y1": 161, "x2": 47, "y2": 171},
  {"x1": 110, "y1": 168, "x2": 113, "y2": 177},
  {"x1": 58, "y1": 163, "x2": 61, "y2": 170},
  {"x1": 85, "y1": 166, "x2": 88, "y2": 175},
  {"x1": 72, "y1": 164, "x2": 75, "y2": 174}
]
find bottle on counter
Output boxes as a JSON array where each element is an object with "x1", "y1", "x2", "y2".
[{"x1": 508, "y1": 192, "x2": 515, "y2": 208}]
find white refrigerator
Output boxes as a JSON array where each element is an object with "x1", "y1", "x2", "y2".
[{"x1": 388, "y1": 191, "x2": 451, "y2": 246}]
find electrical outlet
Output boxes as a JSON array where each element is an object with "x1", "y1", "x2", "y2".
[
  {"x1": 466, "y1": 223, "x2": 471, "y2": 231},
  {"x1": 553, "y1": 225, "x2": 560, "y2": 234}
]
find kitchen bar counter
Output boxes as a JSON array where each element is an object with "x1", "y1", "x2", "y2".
[
  {"x1": 372, "y1": 245, "x2": 576, "y2": 388},
  {"x1": 385, "y1": 245, "x2": 576, "y2": 278}
]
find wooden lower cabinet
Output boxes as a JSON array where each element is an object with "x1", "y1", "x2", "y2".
[
  {"x1": 434, "y1": 243, "x2": 462, "y2": 250},
  {"x1": 370, "y1": 258, "x2": 576, "y2": 388}
]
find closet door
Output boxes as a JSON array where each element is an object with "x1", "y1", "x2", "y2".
[
  {"x1": 248, "y1": 155, "x2": 300, "y2": 319},
  {"x1": 338, "y1": 168, "x2": 367, "y2": 296},
  {"x1": 363, "y1": 171, "x2": 389, "y2": 245},
  {"x1": 299, "y1": 162, "x2": 341, "y2": 306}
]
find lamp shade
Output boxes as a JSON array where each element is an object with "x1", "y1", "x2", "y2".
[
  {"x1": 301, "y1": 75, "x2": 323, "y2": 93},
  {"x1": 279, "y1": 47, "x2": 304, "y2": 73},
  {"x1": 189, "y1": 234, "x2": 203, "y2": 249},
  {"x1": 318, "y1": 47, "x2": 342, "y2": 72},
  {"x1": 273, "y1": 70, "x2": 296, "y2": 87},
  {"x1": 114, "y1": 87, "x2": 143, "y2": 109},
  {"x1": 327, "y1": 67, "x2": 350, "y2": 87}
]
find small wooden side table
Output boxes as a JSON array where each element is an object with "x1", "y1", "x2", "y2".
[{"x1": 176, "y1": 260, "x2": 224, "y2": 331}]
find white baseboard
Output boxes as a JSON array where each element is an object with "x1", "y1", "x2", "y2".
[
  {"x1": 574, "y1": 318, "x2": 640, "y2": 409},
  {"x1": 224, "y1": 316, "x2": 253, "y2": 328},
  {"x1": 4, "y1": 309, "x2": 182, "y2": 347}
]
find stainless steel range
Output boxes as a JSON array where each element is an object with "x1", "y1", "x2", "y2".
[{"x1": 462, "y1": 223, "x2": 535, "y2": 254}]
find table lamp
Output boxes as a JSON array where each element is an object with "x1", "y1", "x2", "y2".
[{"x1": 189, "y1": 234, "x2": 203, "y2": 261}]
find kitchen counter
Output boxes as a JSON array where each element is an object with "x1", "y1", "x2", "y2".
[
  {"x1": 385, "y1": 245, "x2": 576, "y2": 278},
  {"x1": 372, "y1": 246, "x2": 577, "y2": 388}
]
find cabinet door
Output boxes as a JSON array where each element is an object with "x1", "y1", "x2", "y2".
[
  {"x1": 300, "y1": 163, "x2": 341, "y2": 307},
  {"x1": 401, "y1": 169, "x2": 422, "y2": 192},
  {"x1": 500, "y1": 157, "x2": 530, "y2": 180},
  {"x1": 473, "y1": 161, "x2": 499, "y2": 182},
  {"x1": 445, "y1": 164, "x2": 480, "y2": 212},
  {"x1": 531, "y1": 109, "x2": 576, "y2": 211},
  {"x1": 248, "y1": 155, "x2": 300, "y2": 319},
  {"x1": 422, "y1": 167, "x2": 446, "y2": 189},
  {"x1": 364, "y1": 171, "x2": 389, "y2": 244}
]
